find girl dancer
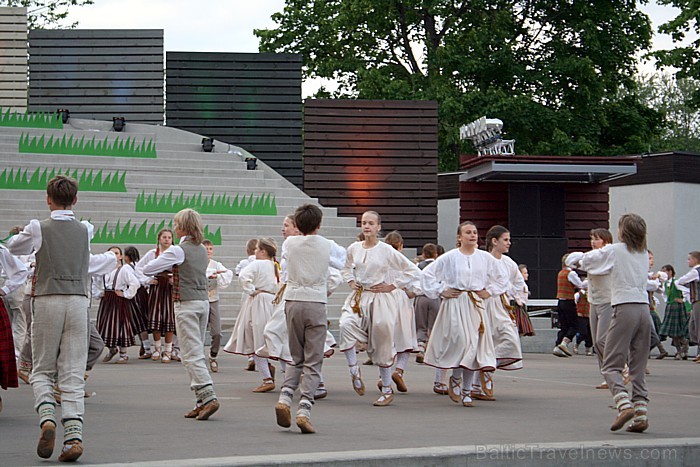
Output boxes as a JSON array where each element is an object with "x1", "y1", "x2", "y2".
[
  {"x1": 421, "y1": 221, "x2": 502, "y2": 407},
  {"x1": 123, "y1": 247, "x2": 152, "y2": 359},
  {"x1": 137, "y1": 229, "x2": 176, "y2": 363},
  {"x1": 471, "y1": 225, "x2": 523, "y2": 401},
  {"x1": 339, "y1": 211, "x2": 420, "y2": 407},
  {"x1": 658, "y1": 265, "x2": 691, "y2": 359},
  {"x1": 96, "y1": 247, "x2": 141, "y2": 363},
  {"x1": 568, "y1": 213, "x2": 652, "y2": 433},
  {"x1": 383, "y1": 231, "x2": 420, "y2": 393},
  {"x1": 513, "y1": 264, "x2": 535, "y2": 336},
  {"x1": 224, "y1": 238, "x2": 279, "y2": 392}
]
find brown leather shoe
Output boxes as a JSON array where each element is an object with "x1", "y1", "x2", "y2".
[
  {"x1": 196, "y1": 400, "x2": 220, "y2": 421},
  {"x1": 373, "y1": 390, "x2": 394, "y2": 407},
  {"x1": 184, "y1": 406, "x2": 201, "y2": 418},
  {"x1": 58, "y1": 440, "x2": 83, "y2": 462},
  {"x1": 351, "y1": 369, "x2": 365, "y2": 396},
  {"x1": 611, "y1": 408, "x2": 635, "y2": 431},
  {"x1": 246, "y1": 359, "x2": 256, "y2": 371},
  {"x1": 269, "y1": 364, "x2": 276, "y2": 381},
  {"x1": 37, "y1": 421, "x2": 56, "y2": 459},
  {"x1": 596, "y1": 381, "x2": 609, "y2": 389},
  {"x1": 296, "y1": 415, "x2": 316, "y2": 434},
  {"x1": 253, "y1": 379, "x2": 275, "y2": 393},
  {"x1": 433, "y1": 382, "x2": 448, "y2": 395},
  {"x1": 392, "y1": 370, "x2": 408, "y2": 393},
  {"x1": 448, "y1": 376, "x2": 462, "y2": 404},
  {"x1": 275, "y1": 402, "x2": 291, "y2": 428},
  {"x1": 626, "y1": 419, "x2": 649, "y2": 433},
  {"x1": 470, "y1": 391, "x2": 496, "y2": 401}
]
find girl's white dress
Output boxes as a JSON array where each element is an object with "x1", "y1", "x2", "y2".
[
  {"x1": 421, "y1": 248, "x2": 505, "y2": 370},
  {"x1": 339, "y1": 241, "x2": 420, "y2": 367},
  {"x1": 224, "y1": 259, "x2": 278, "y2": 356}
]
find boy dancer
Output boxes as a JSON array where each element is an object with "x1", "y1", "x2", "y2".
[
  {"x1": 274, "y1": 204, "x2": 346, "y2": 433},
  {"x1": 7, "y1": 175, "x2": 116, "y2": 462},
  {"x1": 202, "y1": 239, "x2": 233, "y2": 372},
  {"x1": 142, "y1": 209, "x2": 219, "y2": 420}
]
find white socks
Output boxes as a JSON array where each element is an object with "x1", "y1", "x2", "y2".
[
  {"x1": 396, "y1": 352, "x2": 409, "y2": 371},
  {"x1": 379, "y1": 367, "x2": 391, "y2": 389},
  {"x1": 345, "y1": 347, "x2": 358, "y2": 367},
  {"x1": 165, "y1": 342, "x2": 173, "y2": 353},
  {"x1": 435, "y1": 368, "x2": 447, "y2": 384},
  {"x1": 254, "y1": 355, "x2": 271, "y2": 379}
]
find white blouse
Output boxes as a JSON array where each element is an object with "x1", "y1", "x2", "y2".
[
  {"x1": 342, "y1": 241, "x2": 420, "y2": 291},
  {"x1": 420, "y1": 248, "x2": 506, "y2": 300}
]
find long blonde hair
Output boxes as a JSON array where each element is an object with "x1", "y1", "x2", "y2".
[{"x1": 174, "y1": 209, "x2": 204, "y2": 245}]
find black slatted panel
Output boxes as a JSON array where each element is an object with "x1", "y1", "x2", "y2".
[
  {"x1": 166, "y1": 52, "x2": 302, "y2": 187},
  {"x1": 28, "y1": 29, "x2": 164, "y2": 124}
]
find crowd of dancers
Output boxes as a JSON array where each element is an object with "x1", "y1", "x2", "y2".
[{"x1": 0, "y1": 175, "x2": 699, "y2": 462}]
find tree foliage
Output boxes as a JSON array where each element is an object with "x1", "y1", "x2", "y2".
[
  {"x1": 0, "y1": 0, "x2": 93, "y2": 29},
  {"x1": 256, "y1": 1, "x2": 663, "y2": 170},
  {"x1": 636, "y1": 73, "x2": 700, "y2": 152},
  {"x1": 651, "y1": 0, "x2": 700, "y2": 109}
]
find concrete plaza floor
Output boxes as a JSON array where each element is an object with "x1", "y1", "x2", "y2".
[{"x1": 1, "y1": 350, "x2": 698, "y2": 466}]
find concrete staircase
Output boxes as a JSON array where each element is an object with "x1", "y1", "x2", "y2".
[{"x1": 0, "y1": 117, "x2": 358, "y2": 325}]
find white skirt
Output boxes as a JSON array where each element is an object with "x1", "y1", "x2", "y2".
[
  {"x1": 338, "y1": 290, "x2": 398, "y2": 367},
  {"x1": 392, "y1": 289, "x2": 419, "y2": 353},
  {"x1": 485, "y1": 295, "x2": 523, "y2": 370},
  {"x1": 424, "y1": 292, "x2": 497, "y2": 371},
  {"x1": 224, "y1": 292, "x2": 273, "y2": 356}
]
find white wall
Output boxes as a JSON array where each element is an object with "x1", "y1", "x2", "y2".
[
  {"x1": 438, "y1": 198, "x2": 460, "y2": 251},
  {"x1": 610, "y1": 182, "x2": 700, "y2": 273}
]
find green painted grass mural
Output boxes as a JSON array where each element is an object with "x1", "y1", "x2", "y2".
[
  {"x1": 19, "y1": 133, "x2": 157, "y2": 158},
  {"x1": 135, "y1": 190, "x2": 277, "y2": 216},
  {"x1": 0, "y1": 109, "x2": 63, "y2": 129},
  {"x1": 91, "y1": 219, "x2": 222, "y2": 245},
  {"x1": 0, "y1": 167, "x2": 126, "y2": 192}
]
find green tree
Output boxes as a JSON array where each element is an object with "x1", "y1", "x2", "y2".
[
  {"x1": 636, "y1": 73, "x2": 700, "y2": 152},
  {"x1": 0, "y1": 0, "x2": 93, "y2": 29},
  {"x1": 257, "y1": 1, "x2": 662, "y2": 170},
  {"x1": 651, "y1": 1, "x2": 700, "y2": 109}
]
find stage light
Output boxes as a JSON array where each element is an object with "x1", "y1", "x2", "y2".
[
  {"x1": 460, "y1": 116, "x2": 515, "y2": 156},
  {"x1": 246, "y1": 157, "x2": 257, "y2": 170},
  {"x1": 112, "y1": 117, "x2": 126, "y2": 132},
  {"x1": 56, "y1": 109, "x2": 70, "y2": 124},
  {"x1": 201, "y1": 137, "x2": 214, "y2": 152}
]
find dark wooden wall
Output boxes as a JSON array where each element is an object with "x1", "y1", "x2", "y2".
[
  {"x1": 0, "y1": 7, "x2": 27, "y2": 111},
  {"x1": 303, "y1": 100, "x2": 438, "y2": 249},
  {"x1": 27, "y1": 29, "x2": 164, "y2": 124},
  {"x1": 608, "y1": 151, "x2": 700, "y2": 186},
  {"x1": 166, "y1": 52, "x2": 303, "y2": 187},
  {"x1": 565, "y1": 183, "x2": 609, "y2": 251}
]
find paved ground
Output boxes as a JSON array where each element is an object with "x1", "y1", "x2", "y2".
[{"x1": 1, "y1": 349, "x2": 698, "y2": 466}]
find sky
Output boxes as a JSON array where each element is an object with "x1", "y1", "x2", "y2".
[{"x1": 67, "y1": 0, "x2": 695, "y2": 96}]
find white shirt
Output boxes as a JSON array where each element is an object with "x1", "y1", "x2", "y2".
[
  {"x1": 206, "y1": 259, "x2": 233, "y2": 302},
  {"x1": 342, "y1": 241, "x2": 420, "y2": 291},
  {"x1": 578, "y1": 243, "x2": 649, "y2": 306},
  {"x1": 93, "y1": 265, "x2": 140, "y2": 300},
  {"x1": 6, "y1": 210, "x2": 116, "y2": 276},
  {"x1": 0, "y1": 245, "x2": 28, "y2": 295},
  {"x1": 235, "y1": 255, "x2": 256, "y2": 276},
  {"x1": 141, "y1": 239, "x2": 188, "y2": 276}
]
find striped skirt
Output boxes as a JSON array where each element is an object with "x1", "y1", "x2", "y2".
[
  {"x1": 96, "y1": 291, "x2": 137, "y2": 348},
  {"x1": 0, "y1": 299, "x2": 18, "y2": 390},
  {"x1": 147, "y1": 274, "x2": 175, "y2": 333},
  {"x1": 513, "y1": 302, "x2": 536, "y2": 337},
  {"x1": 130, "y1": 286, "x2": 149, "y2": 334}
]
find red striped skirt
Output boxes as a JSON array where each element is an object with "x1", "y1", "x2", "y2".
[
  {"x1": 147, "y1": 275, "x2": 175, "y2": 333},
  {"x1": 0, "y1": 299, "x2": 19, "y2": 389},
  {"x1": 96, "y1": 291, "x2": 137, "y2": 348},
  {"x1": 513, "y1": 302, "x2": 536, "y2": 337}
]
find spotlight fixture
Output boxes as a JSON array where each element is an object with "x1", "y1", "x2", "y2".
[
  {"x1": 245, "y1": 157, "x2": 257, "y2": 171},
  {"x1": 201, "y1": 137, "x2": 214, "y2": 152},
  {"x1": 112, "y1": 117, "x2": 126, "y2": 132},
  {"x1": 56, "y1": 108, "x2": 70, "y2": 124},
  {"x1": 460, "y1": 116, "x2": 515, "y2": 156}
]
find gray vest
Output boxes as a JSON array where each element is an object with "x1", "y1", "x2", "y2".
[
  {"x1": 35, "y1": 218, "x2": 90, "y2": 297},
  {"x1": 177, "y1": 241, "x2": 208, "y2": 301}
]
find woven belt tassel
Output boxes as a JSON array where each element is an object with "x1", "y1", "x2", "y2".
[
  {"x1": 272, "y1": 283, "x2": 287, "y2": 305},
  {"x1": 351, "y1": 287, "x2": 363, "y2": 317}
]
